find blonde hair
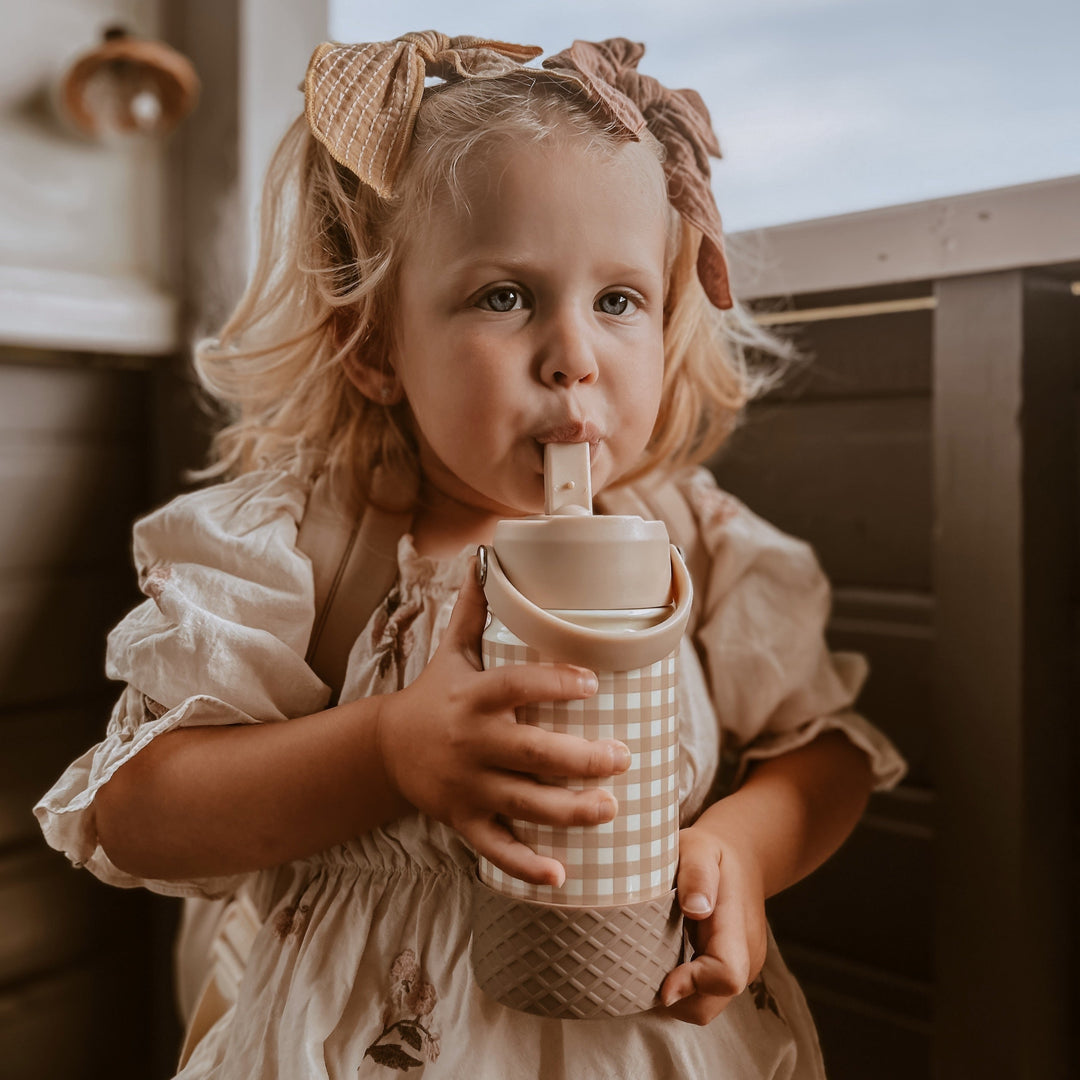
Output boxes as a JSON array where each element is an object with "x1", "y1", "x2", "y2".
[{"x1": 194, "y1": 73, "x2": 791, "y2": 504}]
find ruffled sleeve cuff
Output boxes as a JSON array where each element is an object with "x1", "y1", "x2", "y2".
[
  {"x1": 34, "y1": 687, "x2": 259, "y2": 898},
  {"x1": 732, "y1": 708, "x2": 908, "y2": 792},
  {"x1": 35, "y1": 463, "x2": 333, "y2": 898}
]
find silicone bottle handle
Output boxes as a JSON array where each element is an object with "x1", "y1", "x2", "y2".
[{"x1": 481, "y1": 545, "x2": 692, "y2": 672}]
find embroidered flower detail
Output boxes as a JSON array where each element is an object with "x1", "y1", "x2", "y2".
[
  {"x1": 364, "y1": 948, "x2": 441, "y2": 1071},
  {"x1": 748, "y1": 973, "x2": 784, "y2": 1022},
  {"x1": 372, "y1": 588, "x2": 423, "y2": 683},
  {"x1": 272, "y1": 902, "x2": 311, "y2": 942},
  {"x1": 143, "y1": 564, "x2": 173, "y2": 600}
]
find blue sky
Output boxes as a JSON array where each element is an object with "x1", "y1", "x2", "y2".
[{"x1": 329, "y1": 0, "x2": 1080, "y2": 231}]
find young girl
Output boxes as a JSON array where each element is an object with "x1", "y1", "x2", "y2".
[{"x1": 37, "y1": 32, "x2": 905, "y2": 1079}]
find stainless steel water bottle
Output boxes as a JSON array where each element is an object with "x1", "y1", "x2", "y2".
[{"x1": 470, "y1": 443, "x2": 692, "y2": 1018}]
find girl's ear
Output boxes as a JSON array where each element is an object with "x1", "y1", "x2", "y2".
[{"x1": 342, "y1": 351, "x2": 404, "y2": 405}]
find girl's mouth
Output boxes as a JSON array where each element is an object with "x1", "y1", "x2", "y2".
[{"x1": 534, "y1": 420, "x2": 602, "y2": 446}]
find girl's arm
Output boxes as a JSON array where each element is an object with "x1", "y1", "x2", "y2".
[
  {"x1": 660, "y1": 729, "x2": 874, "y2": 1025},
  {"x1": 94, "y1": 565, "x2": 628, "y2": 885}
]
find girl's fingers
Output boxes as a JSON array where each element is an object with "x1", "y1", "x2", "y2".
[
  {"x1": 472, "y1": 661, "x2": 598, "y2": 711},
  {"x1": 481, "y1": 773, "x2": 619, "y2": 828},
  {"x1": 660, "y1": 878, "x2": 755, "y2": 1018},
  {"x1": 485, "y1": 724, "x2": 631, "y2": 780},
  {"x1": 675, "y1": 828, "x2": 721, "y2": 920},
  {"x1": 461, "y1": 816, "x2": 567, "y2": 887}
]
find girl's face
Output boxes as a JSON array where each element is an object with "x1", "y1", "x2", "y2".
[{"x1": 392, "y1": 137, "x2": 669, "y2": 522}]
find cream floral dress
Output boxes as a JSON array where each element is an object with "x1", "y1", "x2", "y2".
[{"x1": 36, "y1": 462, "x2": 905, "y2": 1080}]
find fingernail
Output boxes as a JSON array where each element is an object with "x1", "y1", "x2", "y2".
[
  {"x1": 662, "y1": 985, "x2": 689, "y2": 1008},
  {"x1": 596, "y1": 794, "x2": 617, "y2": 822},
  {"x1": 551, "y1": 863, "x2": 566, "y2": 888},
  {"x1": 579, "y1": 671, "x2": 598, "y2": 694},
  {"x1": 681, "y1": 892, "x2": 712, "y2": 916},
  {"x1": 610, "y1": 741, "x2": 632, "y2": 771}
]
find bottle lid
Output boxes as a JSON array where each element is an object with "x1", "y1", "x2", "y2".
[{"x1": 493, "y1": 444, "x2": 672, "y2": 610}]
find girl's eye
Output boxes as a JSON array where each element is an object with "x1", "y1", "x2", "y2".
[
  {"x1": 597, "y1": 292, "x2": 637, "y2": 316},
  {"x1": 478, "y1": 288, "x2": 523, "y2": 312}
]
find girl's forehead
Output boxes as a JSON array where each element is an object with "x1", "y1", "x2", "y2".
[
  {"x1": 440, "y1": 137, "x2": 666, "y2": 220},
  {"x1": 400, "y1": 138, "x2": 670, "y2": 279}
]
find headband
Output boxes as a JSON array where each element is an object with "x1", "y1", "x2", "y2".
[{"x1": 304, "y1": 32, "x2": 733, "y2": 309}]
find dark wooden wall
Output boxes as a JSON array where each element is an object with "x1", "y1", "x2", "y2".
[
  {"x1": 711, "y1": 268, "x2": 1078, "y2": 1079},
  {"x1": 0, "y1": 350, "x2": 182, "y2": 1079}
]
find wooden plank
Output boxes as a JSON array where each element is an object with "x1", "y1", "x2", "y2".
[
  {"x1": 729, "y1": 175, "x2": 1080, "y2": 300},
  {"x1": 932, "y1": 271, "x2": 1075, "y2": 1078},
  {"x1": 829, "y1": 589, "x2": 934, "y2": 788},
  {"x1": 767, "y1": 788, "x2": 934, "y2": 982},
  {"x1": 0, "y1": 699, "x2": 113, "y2": 849},
  {"x1": 0, "y1": 956, "x2": 153, "y2": 1080},
  {"x1": 0, "y1": 846, "x2": 145, "y2": 985},
  {"x1": 779, "y1": 940, "x2": 933, "y2": 1080},
  {"x1": 0, "y1": 441, "x2": 144, "y2": 573},
  {"x1": 0, "y1": 569, "x2": 135, "y2": 709},
  {"x1": 0, "y1": 266, "x2": 178, "y2": 355},
  {"x1": 0, "y1": 361, "x2": 146, "y2": 435},
  {"x1": 763, "y1": 308, "x2": 932, "y2": 402},
  {"x1": 710, "y1": 397, "x2": 932, "y2": 590}
]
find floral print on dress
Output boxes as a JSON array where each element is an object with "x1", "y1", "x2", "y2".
[
  {"x1": 748, "y1": 973, "x2": 784, "y2": 1022},
  {"x1": 273, "y1": 902, "x2": 312, "y2": 942},
  {"x1": 371, "y1": 587, "x2": 423, "y2": 684},
  {"x1": 363, "y1": 949, "x2": 441, "y2": 1071}
]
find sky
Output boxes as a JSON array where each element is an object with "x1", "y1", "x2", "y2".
[{"x1": 329, "y1": 0, "x2": 1080, "y2": 232}]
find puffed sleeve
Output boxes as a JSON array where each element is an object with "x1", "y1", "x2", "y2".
[
  {"x1": 681, "y1": 469, "x2": 906, "y2": 790},
  {"x1": 34, "y1": 466, "x2": 331, "y2": 898}
]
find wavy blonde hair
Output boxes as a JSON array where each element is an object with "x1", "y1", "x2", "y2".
[{"x1": 194, "y1": 73, "x2": 791, "y2": 505}]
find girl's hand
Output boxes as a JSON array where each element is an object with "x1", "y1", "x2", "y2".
[
  {"x1": 659, "y1": 821, "x2": 770, "y2": 1026},
  {"x1": 375, "y1": 558, "x2": 631, "y2": 886}
]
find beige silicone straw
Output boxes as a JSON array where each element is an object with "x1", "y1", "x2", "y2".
[{"x1": 544, "y1": 443, "x2": 593, "y2": 515}]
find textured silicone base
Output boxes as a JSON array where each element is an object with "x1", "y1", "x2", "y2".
[{"x1": 470, "y1": 878, "x2": 686, "y2": 1019}]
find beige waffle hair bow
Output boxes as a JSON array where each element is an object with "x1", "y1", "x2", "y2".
[{"x1": 304, "y1": 31, "x2": 733, "y2": 309}]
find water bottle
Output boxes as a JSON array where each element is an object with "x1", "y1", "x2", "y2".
[{"x1": 470, "y1": 443, "x2": 692, "y2": 1019}]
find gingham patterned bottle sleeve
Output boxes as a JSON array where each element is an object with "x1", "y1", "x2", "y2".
[{"x1": 479, "y1": 629, "x2": 680, "y2": 908}]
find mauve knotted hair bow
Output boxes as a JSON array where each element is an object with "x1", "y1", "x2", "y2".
[
  {"x1": 544, "y1": 39, "x2": 732, "y2": 310},
  {"x1": 304, "y1": 32, "x2": 733, "y2": 309}
]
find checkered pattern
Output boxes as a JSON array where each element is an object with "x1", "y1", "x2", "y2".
[{"x1": 479, "y1": 626, "x2": 680, "y2": 908}]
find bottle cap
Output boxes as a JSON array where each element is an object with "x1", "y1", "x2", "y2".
[{"x1": 493, "y1": 444, "x2": 672, "y2": 610}]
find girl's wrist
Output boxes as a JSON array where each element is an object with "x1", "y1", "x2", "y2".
[{"x1": 367, "y1": 689, "x2": 412, "y2": 820}]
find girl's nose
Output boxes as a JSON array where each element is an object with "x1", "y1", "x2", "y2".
[{"x1": 538, "y1": 315, "x2": 599, "y2": 389}]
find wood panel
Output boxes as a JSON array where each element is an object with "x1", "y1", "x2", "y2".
[
  {"x1": 765, "y1": 308, "x2": 932, "y2": 402},
  {"x1": 0, "y1": 569, "x2": 135, "y2": 709},
  {"x1": 0, "y1": 441, "x2": 145, "y2": 573},
  {"x1": 932, "y1": 271, "x2": 1075, "y2": 1078},
  {"x1": 768, "y1": 788, "x2": 934, "y2": 982},
  {"x1": 828, "y1": 588, "x2": 934, "y2": 789},
  {"x1": 0, "y1": 698, "x2": 114, "y2": 850},
  {"x1": 0, "y1": 359, "x2": 146, "y2": 435},
  {"x1": 0, "y1": 956, "x2": 158, "y2": 1080},
  {"x1": 777, "y1": 942, "x2": 932, "y2": 1080},
  {"x1": 710, "y1": 397, "x2": 932, "y2": 590},
  {"x1": 0, "y1": 847, "x2": 146, "y2": 984}
]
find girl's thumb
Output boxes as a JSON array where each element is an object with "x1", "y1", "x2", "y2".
[{"x1": 444, "y1": 555, "x2": 489, "y2": 668}]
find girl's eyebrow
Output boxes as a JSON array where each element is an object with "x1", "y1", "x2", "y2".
[{"x1": 442, "y1": 251, "x2": 662, "y2": 282}]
